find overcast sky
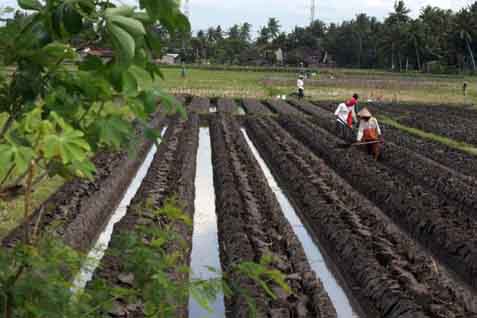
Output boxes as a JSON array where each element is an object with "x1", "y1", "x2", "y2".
[{"x1": 3, "y1": 0, "x2": 475, "y2": 33}]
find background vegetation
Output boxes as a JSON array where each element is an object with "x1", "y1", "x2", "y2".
[{"x1": 163, "y1": 1, "x2": 477, "y2": 74}]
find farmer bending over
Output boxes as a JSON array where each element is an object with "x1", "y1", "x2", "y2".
[
  {"x1": 297, "y1": 75, "x2": 305, "y2": 99},
  {"x1": 356, "y1": 108, "x2": 382, "y2": 160},
  {"x1": 334, "y1": 93, "x2": 358, "y2": 139}
]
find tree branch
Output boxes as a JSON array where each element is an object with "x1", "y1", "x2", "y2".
[
  {"x1": 23, "y1": 162, "x2": 35, "y2": 244},
  {"x1": 0, "y1": 164, "x2": 15, "y2": 188},
  {"x1": 0, "y1": 115, "x2": 14, "y2": 140}
]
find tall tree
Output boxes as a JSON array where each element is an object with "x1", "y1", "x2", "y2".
[
  {"x1": 239, "y1": 22, "x2": 252, "y2": 43},
  {"x1": 267, "y1": 18, "x2": 281, "y2": 40},
  {"x1": 455, "y1": 5, "x2": 477, "y2": 71},
  {"x1": 383, "y1": 0, "x2": 411, "y2": 70}
]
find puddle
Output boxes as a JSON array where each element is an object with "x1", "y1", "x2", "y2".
[
  {"x1": 71, "y1": 127, "x2": 168, "y2": 293},
  {"x1": 188, "y1": 128, "x2": 225, "y2": 318},
  {"x1": 241, "y1": 128, "x2": 358, "y2": 318}
]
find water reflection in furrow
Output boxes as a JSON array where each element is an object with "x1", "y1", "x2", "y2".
[{"x1": 241, "y1": 128, "x2": 358, "y2": 318}]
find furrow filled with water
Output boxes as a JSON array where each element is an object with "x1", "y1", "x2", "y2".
[
  {"x1": 188, "y1": 128, "x2": 226, "y2": 318},
  {"x1": 83, "y1": 115, "x2": 200, "y2": 317},
  {"x1": 72, "y1": 127, "x2": 168, "y2": 292},
  {"x1": 241, "y1": 128, "x2": 357, "y2": 318},
  {"x1": 210, "y1": 115, "x2": 337, "y2": 318},
  {"x1": 246, "y1": 116, "x2": 477, "y2": 317}
]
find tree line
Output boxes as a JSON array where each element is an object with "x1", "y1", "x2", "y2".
[{"x1": 163, "y1": 1, "x2": 477, "y2": 73}]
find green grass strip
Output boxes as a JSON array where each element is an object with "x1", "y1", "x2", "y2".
[{"x1": 379, "y1": 115, "x2": 477, "y2": 157}]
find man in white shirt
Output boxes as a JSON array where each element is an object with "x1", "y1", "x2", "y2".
[
  {"x1": 297, "y1": 75, "x2": 304, "y2": 99},
  {"x1": 334, "y1": 94, "x2": 358, "y2": 139}
]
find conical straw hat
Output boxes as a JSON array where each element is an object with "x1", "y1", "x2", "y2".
[{"x1": 358, "y1": 108, "x2": 372, "y2": 118}]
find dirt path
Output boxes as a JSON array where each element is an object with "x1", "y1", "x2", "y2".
[
  {"x1": 246, "y1": 116, "x2": 477, "y2": 318},
  {"x1": 210, "y1": 114, "x2": 336, "y2": 318}
]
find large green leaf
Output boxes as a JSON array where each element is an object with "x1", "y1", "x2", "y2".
[
  {"x1": 78, "y1": 55, "x2": 103, "y2": 71},
  {"x1": 0, "y1": 143, "x2": 35, "y2": 176},
  {"x1": 18, "y1": 0, "x2": 43, "y2": 11},
  {"x1": 94, "y1": 116, "x2": 132, "y2": 149},
  {"x1": 110, "y1": 15, "x2": 146, "y2": 37},
  {"x1": 43, "y1": 128, "x2": 91, "y2": 164},
  {"x1": 108, "y1": 23, "x2": 136, "y2": 64},
  {"x1": 133, "y1": 12, "x2": 152, "y2": 24},
  {"x1": 138, "y1": 90, "x2": 159, "y2": 114},
  {"x1": 105, "y1": 6, "x2": 134, "y2": 17},
  {"x1": 31, "y1": 42, "x2": 77, "y2": 66},
  {"x1": 139, "y1": 0, "x2": 179, "y2": 22},
  {"x1": 69, "y1": 159, "x2": 96, "y2": 179},
  {"x1": 76, "y1": 71, "x2": 113, "y2": 100},
  {"x1": 122, "y1": 71, "x2": 137, "y2": 95},
  {"x1": 128, "y1": 65, "x2": 153, "y2": 90},
  {"x1": 62, "y1": 5, "x2": 83, "y2": 35},
  {"x1": 44, "y1": 87, "x2": 81, "y2": 120}
]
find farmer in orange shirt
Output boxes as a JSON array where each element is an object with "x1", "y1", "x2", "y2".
[{"x1": 356, "y1": 108, "x2": 382, "y2": 160}]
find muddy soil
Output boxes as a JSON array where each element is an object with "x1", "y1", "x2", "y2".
[
  {"x1": 369, "y1": 102, "x2": 477, "y2": 121},
  {"x1": 217, "y1": 98, "x2": 238, "y2": 114},
  {"x1": 266, "y1": 99, "x2": 305, "y2": 117},
  {"x1": 275, "y1": 114, "x2": 477, "y2": 291},
  {"x1": 2, "y1": 112, "x2": 167, "y2": 251},
  {"x1": 381, "y1": 124, "x2": 477, "y2": 178},
  {"x1": 308, "y1": 100, "x2": 477, "y2": 178},
  {"x1": 311, "y1": 100, "x2": 477, "y2": 121},
  {"x1": 370, "y1": 103, "x2": 477, "y2": 146},
  {"x1": 87, "y1": 115, "x2": 199, "y2": 317},
  {"x1": 397, "y1": 114, "x2": 477, "y2": 146},
  {"x1": 241, "y1": 99, "x2": 273, "y2": 115},
  {"x1": 290, "y1": 99, "x2": 477, "y2": 210},
  {"x1": 188, "y1": 96, "x2": 211, "y2": 113},
  {"x1": 288, "y1": 99, "x2": 329, "y2": 118},
  {"x1": 210, "y1": 115, "x2": 336, "y2": 318},
  {"x1": 246, "y1": 116, "x2": 477, "y2": 318}
]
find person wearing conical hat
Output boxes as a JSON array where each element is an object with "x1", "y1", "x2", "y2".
[{"x1": 357, "y1": 107, "x2": 382, "y2": 160}]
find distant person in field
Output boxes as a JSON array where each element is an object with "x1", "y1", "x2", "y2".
[
  {"x1": 357, "y1": 108, "x2": 382, "y2": 160},
  {"x1": 297, "y1": 75, "x2": 305, "y2": 99},
  {"x1": 334, "y1": 93, "x2": 359, "y2": 139},
  {"x1": 463, "y1": 81, "x2": 468, "y2": 96}
]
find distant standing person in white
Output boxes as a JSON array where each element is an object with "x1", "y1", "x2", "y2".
[{"x1": 297, "y1": 75, "x2": 305, "y2": 99}]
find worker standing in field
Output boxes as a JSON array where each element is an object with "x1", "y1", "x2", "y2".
[
  {"x1": 297, "y1": 75, "x2": 305, "y2": 99},
  {"x1": 334, "y1": 93, "x2": 359, "y2": 139},
  {"x1": 356, "y1": 108, "x2": 382, "y2": 160},
  {"x1": 345, "y1": 93, "x2": 359, "y2": 124}
]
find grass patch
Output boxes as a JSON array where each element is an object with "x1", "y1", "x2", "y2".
[
  {"x1": 159, "y1": 68, "x2": 476, "y2": 105},
  {"x1": 379, "y1": 115, "x2": 477, "y2": 156},
  {"x1": 0, "y1": 176, "x2": 65, "y2": 239}
]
